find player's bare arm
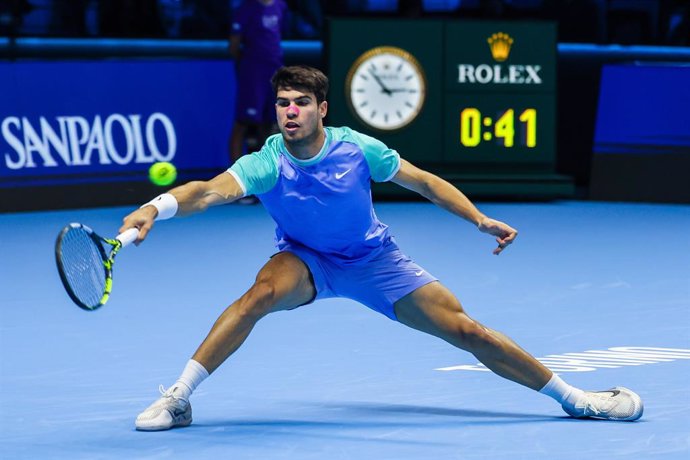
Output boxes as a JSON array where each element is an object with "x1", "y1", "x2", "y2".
[
  {"x1": 391, "y1": 159, "x2": 517, "y2": 254},
  {"x1": 120, "y1": 172, "x2": 243, "y2": 243},
  {"x1": 170, "y1": 172, "x2": 245, "y2": 215}
]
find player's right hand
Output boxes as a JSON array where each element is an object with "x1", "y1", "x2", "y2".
[
  {"x1": 120, "y1": 205, "x2": 157, "y2": 245},
  {"x1": 478, "y1": 217, "x2": 518, "y2": 255}
]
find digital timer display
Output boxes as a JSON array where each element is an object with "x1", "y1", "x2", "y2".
[
  {"x1": 443, "y1": 93, "x2": 555, "y2": 165},
  {"x1": 460, "y1": 107, "x2": 537, "y2": 148}
]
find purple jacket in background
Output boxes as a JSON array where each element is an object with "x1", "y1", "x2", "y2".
[{"x1": 232, "y1": 0, "x2": 287, "y2": 69}]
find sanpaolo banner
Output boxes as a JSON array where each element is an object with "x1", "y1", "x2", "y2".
[{"x1": 0, "y1": 59, "x2": 235, "y2": 187}]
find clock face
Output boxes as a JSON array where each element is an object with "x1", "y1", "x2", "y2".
[{"x1": 345, "y1": 46, "x2": 426, "y2": 131}]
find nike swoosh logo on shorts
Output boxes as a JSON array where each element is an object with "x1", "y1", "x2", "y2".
[{"x1": 335, "y1": 169, "x2": 352, "y2": 179}]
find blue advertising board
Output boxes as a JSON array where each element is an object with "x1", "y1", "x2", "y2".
[
  {"x1": 591, "y1": 63, "x2": 690, "y2": 203},
  {"x1": 594, "y1": 64, "x2": 690, "y2": 156},
  {"x1": 0, "y1": 59, "x2": 236, "y2": 187}
]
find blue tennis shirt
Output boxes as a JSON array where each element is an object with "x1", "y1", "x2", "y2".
[{"x1": 228, "y1": 126, "x2": 401, "y2": 263}]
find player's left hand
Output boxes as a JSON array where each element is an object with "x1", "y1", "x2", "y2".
[{"x1": 478, "y1": 217, "x2": 518, "y2": 255}]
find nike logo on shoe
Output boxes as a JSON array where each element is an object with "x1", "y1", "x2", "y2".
[
  {"x1": 171, "y1": 407, "x2": 187, "y2": 417},
  {"x1": 168, "y1": 407, "x2": 190, "y2": 425},
  {"x1": 595, "y1": 390, "x2": 621, "y2": 397},
  {"x1": 335, "y1": 169, "x2": 351, "y2": 179}
]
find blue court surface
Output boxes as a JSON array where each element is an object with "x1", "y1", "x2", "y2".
[{"x1": 1, "y1": 200, "x2": 689, "y2": 459}]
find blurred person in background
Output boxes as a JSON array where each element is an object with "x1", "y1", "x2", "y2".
[{"x1": 229, "y1": 0, "x2": 287, "y2": 203}]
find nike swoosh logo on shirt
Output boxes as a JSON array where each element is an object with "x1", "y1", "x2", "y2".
[
  {"x1": 415, "y1": 270, "x2": 424, "y2": 276},
  {"x1": 335, "y1": 169, "x2": 352, "y2": 179}
]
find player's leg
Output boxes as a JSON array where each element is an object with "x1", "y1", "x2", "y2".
[
  {"x1": 135, "y1": 252, "x2": 315, "y2": 431},
  {"x1": 393, "y1": 282, "x2": 643, "y2": 421},
  {"x1": 335, "y1": 242, "x2": 550, "y2": 389},
  {"x1": 191, "y1": 251, "x2": 315, "y2": 373},
  {"x1": 394, "y1": 281, "x2": 552, "y2": 390}
]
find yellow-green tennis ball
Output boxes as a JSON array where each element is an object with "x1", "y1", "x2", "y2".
[{"x1": 148, "y1": 162, "x2": 177, "y2": 186}]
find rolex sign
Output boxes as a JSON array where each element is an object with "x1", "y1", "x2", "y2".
[{"x1": 446, "y1": 21, "x2": 556, "y2": 93}]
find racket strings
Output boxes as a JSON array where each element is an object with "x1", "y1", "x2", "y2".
[{"x1": 59, "y1": 228, "x2": 107, "y2": 308}]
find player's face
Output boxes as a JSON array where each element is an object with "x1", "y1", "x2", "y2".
[{"x1": 275, "y1": 88, "x2": 327, "y2": 149}]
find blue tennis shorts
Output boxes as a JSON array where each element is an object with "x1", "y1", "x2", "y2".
[{"x1": 280, "y1": 237, "x2": 438, "y2": 321}]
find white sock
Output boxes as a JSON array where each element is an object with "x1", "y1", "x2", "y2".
[
  {"x1": 539, "y1": 374, "x2": 584, "y2": 406},
  {"x1": 171, "y1": 359, "x2": 209, "y2": 400}
]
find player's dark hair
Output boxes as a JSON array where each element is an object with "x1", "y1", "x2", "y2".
[{"x1": 271, "y1": 65, "x2": 329, "y2": 104}]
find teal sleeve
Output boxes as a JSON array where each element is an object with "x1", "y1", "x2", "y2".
[
  {"x1": 349, "y1": 129, "x2": 401, "y2": 182},
  {"x1": 227, "y1": 141, "x2": 280, "y2": 195}
]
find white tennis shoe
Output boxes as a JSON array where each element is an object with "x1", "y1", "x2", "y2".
[
  {"x1": 562, "y1": 387, "x2": 643, "y2": 421},
  {"x1": 135, "y1": 385, "x2": 192, "y2": 431}
]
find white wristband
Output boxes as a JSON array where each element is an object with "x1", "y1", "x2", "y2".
[{"x1": 141, "y1": 193, "x2": 178, "y2": 220}]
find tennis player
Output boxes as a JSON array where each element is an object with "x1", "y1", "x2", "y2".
[{"x1": 122, "y1": 66, "x2": 643, "y2": 431}]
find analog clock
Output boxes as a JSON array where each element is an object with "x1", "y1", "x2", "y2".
[{"x1": 345, "y1": 46, "x2": 426, "y2": 131}]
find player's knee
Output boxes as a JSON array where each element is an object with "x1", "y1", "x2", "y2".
[
  {"x1": 454, "y1": 316, "x2": 497, "y2": 351},
  {"x1": 238, "y1": 281, "x2": 277, "y2": 319}
]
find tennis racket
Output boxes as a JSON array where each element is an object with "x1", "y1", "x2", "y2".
[{"x1": 55, "y1": 223, "x2": 139, "y2": 311}]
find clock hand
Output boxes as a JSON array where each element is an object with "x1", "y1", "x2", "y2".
[{"x1": 368, "y1": 69, "x2": 392, "y2": 96}]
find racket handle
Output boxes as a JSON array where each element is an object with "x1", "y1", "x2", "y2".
[{"x1": 116, "y1": 228, "x2": 139, "y2": 247}]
